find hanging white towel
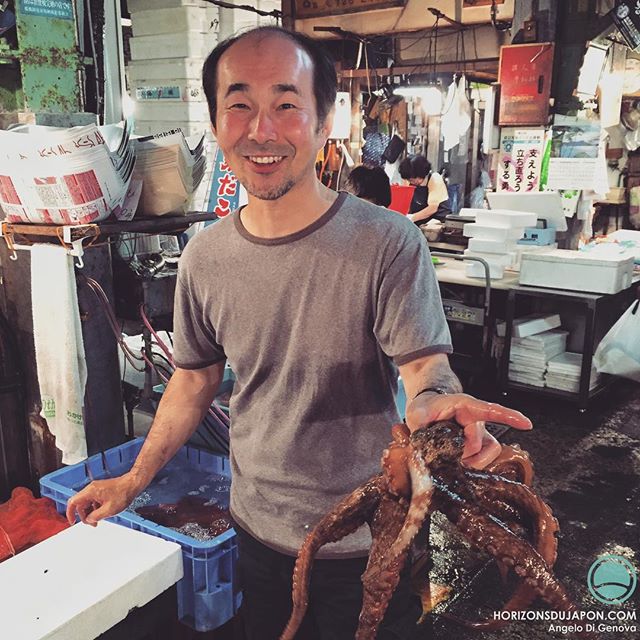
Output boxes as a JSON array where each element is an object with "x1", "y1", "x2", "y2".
[{"x1": 31, "y1": 244, "x2": 88, "y2": 464}]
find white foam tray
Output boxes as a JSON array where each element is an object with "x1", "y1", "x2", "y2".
[{"x1": 0, "y1": 521, "x2": 183, "y2": 640}]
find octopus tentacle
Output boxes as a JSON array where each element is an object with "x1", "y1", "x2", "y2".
[
  {"x1": 439, "y1": 496, "x2": 575, "y2": 619},
  {"x1": 453, "y1": 472, "x2": 559, "y2": 631},
  {"x1": 485, "y1": 443, "x2": 534, "y2": 486},
  {"x1": 357, "y1": 493, "x2": 410, "y2": 640},
  {"x1": 280, "y1": 475, "x2": 386, "y2": 640},
  {"x1": 467, "y1": 472, "x2": 559, "y2": 566},
  {"x1": 383, "y1": 447, "x2": 434, "y2": 565}
]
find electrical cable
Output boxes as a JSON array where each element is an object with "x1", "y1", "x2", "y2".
[
  {"x1": 139, "y1": 303, "x2": 230, "y2": 430},
  {"x1": 203, "y1": 0, "x2": 281, "y2": 20},
  {"x1": 81, "y1": 275, "x2": 146, "y2": 371}
]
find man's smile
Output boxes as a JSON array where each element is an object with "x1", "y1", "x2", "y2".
[{"x1": 247, "y1": 155, "x2": 285, "y2": 165}]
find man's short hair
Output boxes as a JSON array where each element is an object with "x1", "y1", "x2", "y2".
[
  {"x1": 202, "y1": 26, "x2": 337, "y2": 129},
  {"x1": 345, "y1": 165, "x2": 391, "y2": 207}
]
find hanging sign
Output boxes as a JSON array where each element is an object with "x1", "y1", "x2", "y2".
[
  {"x1": 294, "y1": 0, "x2": 405, "y2": 19},
  {"x1": 207, "y1": 146, "x2": 240, "y2": 218},
  {"x1": 497, "y1": 128, "x2": 545, "y2": 192},
  {"x1": 610, "y1": 1, "x2": 640, "y2": 51},
  {"x1": 498, "y1": 43, "x2": 554, "y2": 126},
  {"x1": 19, "y1": 0, "x2": 73, "y2": 20}
]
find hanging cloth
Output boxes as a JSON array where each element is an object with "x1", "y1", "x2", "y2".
[{"x1": 31, "y1": 244, "x2": 88, "y2": 464}]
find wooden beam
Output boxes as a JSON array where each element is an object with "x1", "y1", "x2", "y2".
[{"x1": 339, "y1": 59, "x2": 499, "y2": 82}]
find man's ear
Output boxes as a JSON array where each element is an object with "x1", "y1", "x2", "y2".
[{"x1": 319, "y1": 106, "x2": 336, "y2": 141}]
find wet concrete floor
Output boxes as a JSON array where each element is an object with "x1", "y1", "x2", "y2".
[{"x1": 426, "y1": 381, "x2": 640, "y2": 640}]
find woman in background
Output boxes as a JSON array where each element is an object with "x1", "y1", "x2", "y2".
[
  {"x1": 345, "y1": 165, "x2": 392, "y2": 207},
  {"x1": 402, "y1": 155, "x2": 451, "y2": 224}
]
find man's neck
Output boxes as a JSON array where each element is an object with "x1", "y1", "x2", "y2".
[{"x1": 240, "y1": 177, "x2": 338, "y2": 239}]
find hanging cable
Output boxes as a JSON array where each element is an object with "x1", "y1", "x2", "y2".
[{"x1": 203, "y1": 0, "x2": 281, "y2": 20}]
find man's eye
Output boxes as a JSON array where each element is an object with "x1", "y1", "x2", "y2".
[
  {"x1": 278, "y1": 103, "x2": 297, "y2": 110},
  {"x1": 229, "y1": 103, "x2": 250, "y2": 110}
]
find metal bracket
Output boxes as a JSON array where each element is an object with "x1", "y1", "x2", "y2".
[{"x1": 0, "y1": 221, "x2": 99, "y2": 268}]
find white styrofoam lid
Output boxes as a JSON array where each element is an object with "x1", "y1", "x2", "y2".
[
  {"x1": 521, "y1": 249, "x2": 635, "y2": 266},
  {"x1": 0, "y1": 521, "x2": 183, "y2": 640}
]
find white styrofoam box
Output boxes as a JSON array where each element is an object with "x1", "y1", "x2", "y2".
[
  {"x1": 128, "y1": 0, "x2": 208, "y2": 11},
  {"x1": 130, "y1": 32, "x2": 216, "y2": 61},
  {"x1": 458, "y1": 208, "x2": 478, "y2": 218},
  {"x1": 465, "y1": 260, "x2": 505, "y2": 279},
  {"x1": 0, "y1": 521, "x2": 182, "y2": 640},
  {"x1": 132, "y1": 79, "x2": 206, "y2": 103},
  {"x1": 468, "y1": 237, "x2": 518, "y2": 254},
  {"x1": 131, "y1": 7, "x2": 219, "y2": 37},
  {"x1": 496, "y1": 313, "x2": 562, "y2": 338},
  {"x1": 464, "y1": 249, "x2": 516, "y2": 268},
  {"x1": 519, "y1": 250, "x2": 635, "y2": 294},
  {"x1": 475, "y1": 209, "x2": 538, "y2": 228},
  {"x1": 128, "y1": 58, "x2": 205, "y2": 83},
  {"x1": 133, "y1": 100, "x2": 210, "y2": 121},
  {"x1": 463, "y1": 223, "x2": 525, "y2": 241},
  {"x1": 134, "y1": 120, "x2": 210, "y2": 138}
]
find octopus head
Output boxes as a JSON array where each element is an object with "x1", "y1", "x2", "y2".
[{"x1": 409, "y1": 421, "x2": 465, "y2": 467}]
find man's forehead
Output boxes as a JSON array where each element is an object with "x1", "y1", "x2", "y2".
[{"x1": 218, "y1": 33, "x2": 313, "y2": 87}]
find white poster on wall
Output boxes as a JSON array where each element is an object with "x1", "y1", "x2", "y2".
[
  {"x1": 497, "y1": 127, "x2": 545, "y2": 192},
  {"x1": 546, "y1": 118, "x2": 601, "y2": 191}
]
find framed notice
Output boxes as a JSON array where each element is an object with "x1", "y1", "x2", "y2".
[
  {"x1": 497, "y1": 128, "x2": 545, "y2": 192},
  {"x1": 498, "y1": 43, "x2": 554, "y2": 126},
  {"x1": 294, "y1": 0, "x2": 405, "y2": 19}
]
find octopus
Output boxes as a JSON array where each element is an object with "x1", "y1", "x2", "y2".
[
  {"x1": 280, "y1": 421, "x2": 581, "y2": 640},
  {"x1": 136, "y1": 496, "x2": 232, "y2": 538}
]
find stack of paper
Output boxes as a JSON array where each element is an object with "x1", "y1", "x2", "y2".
[
  {"x1": 133, "y1": 130, "x2": 206, "y2": 216},
  {"x1": 508, "y1": 329, "x2": 569, "y2": 386},
  {"x1": 0, "y1": 123, "x2": 136, "y2": 224},
  {"x1": 546, "y1": 352, "x2": 601, "y2": 392}
]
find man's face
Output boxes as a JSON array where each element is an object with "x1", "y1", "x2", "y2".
[
  {"x1": 408, "y1": 177, "x2": 423, "y2": 187},
  {"x1": 212, "y1": 34, "x2": 331, "y2": 201}
]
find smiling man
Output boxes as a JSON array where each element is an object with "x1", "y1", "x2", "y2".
[{"x1": 67, "y1": 27, "x2": 532, "y2": 639}]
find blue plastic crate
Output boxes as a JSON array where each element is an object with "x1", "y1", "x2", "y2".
[{"x1": 40, "y1": 438, "x2": 241, "y2": 632}]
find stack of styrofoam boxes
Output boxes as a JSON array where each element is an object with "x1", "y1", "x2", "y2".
[
  {"x1": 496, "y1": 313, "x2": 567, "y2": 387},
  {"x1": 127, "y1": 0, "x2": 219, "y2": 138},
  {"x1": 546, "y1": 352, "x2": 602, "y2": 393},
  {"x1": 461, "y1": 208, "x2": 538, "y2": 279}
]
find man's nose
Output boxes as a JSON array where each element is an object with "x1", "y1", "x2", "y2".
[{"x1": 248, "y1": 109, "x2": 277, "y2": 144}]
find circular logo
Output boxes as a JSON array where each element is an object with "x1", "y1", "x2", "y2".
[
  {"x1": 618, "y1": 4, "x2": 630, "y2": 19},
  {"x1": 588, "y1": 555, "x2": 637, "y2": 605}
]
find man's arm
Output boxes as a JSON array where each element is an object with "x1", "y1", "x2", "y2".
[
  {"x1": 66, "y1": 362, "x2": 225, "y2": 525},
  {"x1": 399, "y1": 352, "x2": 532, "y2": 468}
]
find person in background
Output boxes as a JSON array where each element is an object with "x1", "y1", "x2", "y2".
[
  {"x1": 403, "y1": 154, "x2": 451, "y2": 225},
  {"x1": 66, "y1": 26, "x2": 532, "y2": 640},
  {"x1": 345, "y1": 164, "x2": 392, "y2": 207}
]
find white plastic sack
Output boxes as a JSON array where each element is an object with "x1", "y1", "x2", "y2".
[{"x1": 593, "y1": 300, "x2": 640, "y2": 382}]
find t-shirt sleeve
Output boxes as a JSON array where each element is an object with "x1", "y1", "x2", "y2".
[
  {"x1": 427, "y1": 172, "x2": 449, "y2": 206},
  {"x1": 373, "y1": 226, "x2": 452, "y2": 366},
  {"x1": 172, "y1": 266, "x2": 226, "y2": 370}
]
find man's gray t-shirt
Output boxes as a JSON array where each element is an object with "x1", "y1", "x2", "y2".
[{"x1": 173, "y1": 192, "x2": 452, "y2": 558}]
